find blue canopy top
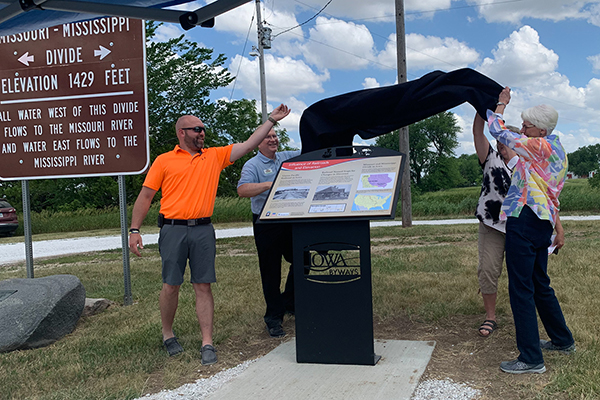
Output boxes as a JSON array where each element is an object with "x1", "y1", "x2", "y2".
[{"x1": 0, "y1": 0, "x2": 249, "y2": 36}]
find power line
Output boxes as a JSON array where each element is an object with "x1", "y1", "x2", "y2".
[
  {"x1": 229, "y1": 12, "x2": 255, "y2": 102},
  {"x1": 273, "y1": 28, "x2": 398, "y2": 71},
  {"x1": 259, "y1": 1, "x2": 592, "y2": 119},
  {"x1": 272, "y1": 0, "x2": 333, "y2": 38},
  {"x1": 290, "y1": 0, "x2": 526, "y2": 26}
]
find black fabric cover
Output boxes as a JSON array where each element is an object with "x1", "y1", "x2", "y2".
[{"x1": 299, "y1": 68, "x2": 503, "y2": 153}]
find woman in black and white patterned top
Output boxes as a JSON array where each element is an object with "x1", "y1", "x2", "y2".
[{"x1": 473, "y1": 114, "x2": 518, "y2": 337}]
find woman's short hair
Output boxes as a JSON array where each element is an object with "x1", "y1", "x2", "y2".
[{"x1": 521, "y1": 104, "x2": 559, "y2": 134}]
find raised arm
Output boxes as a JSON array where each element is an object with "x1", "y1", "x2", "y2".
[
  {"x1": 495, "y1": 86, "x2": 510, "y2": 114},
  {"x1": 473, "y1": 114, "x2": 490, "y2": 164},
  {"x1": 230, "y1": 104, "x2": 291, "y2": 162}
]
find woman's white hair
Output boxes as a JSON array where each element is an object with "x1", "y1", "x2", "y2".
[{"x1": 521, "y1": 104, "x2": 559, "y2": 135}]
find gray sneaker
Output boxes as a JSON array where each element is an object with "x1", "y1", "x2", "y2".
[
  {"x1": 500, "y1": 359, "x2": 546, "y2": 374},
  {"x1": 201, "y1": 344, "x2": 218, "y2": 365},
  {"x1": 163, "y1": 336, "x2": 183, "y2": 357},
  {"x1": 540, "y1": 339, "x2": 576, "y2": 355}
]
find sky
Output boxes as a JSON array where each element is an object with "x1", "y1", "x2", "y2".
[{"x1": 159, "y1": 0, "x2": 600, "y2": 155}]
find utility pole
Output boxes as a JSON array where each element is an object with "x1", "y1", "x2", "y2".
[
  {"x1": 395, "y1": 0, "x2": 412, "y2": 227},
  {"x1": 255, "y1": 0, "x2": 269, "y2": 122}
]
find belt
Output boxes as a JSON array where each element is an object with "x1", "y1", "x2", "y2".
[{"x1": 163, "y1": 217, "x2": 211, "y2": 226}]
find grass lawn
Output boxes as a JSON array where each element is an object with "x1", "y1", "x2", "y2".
[{"x1": 0, "y1": 221, "x2": 599, "y2": 399}]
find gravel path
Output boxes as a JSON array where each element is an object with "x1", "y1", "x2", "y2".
[
  {"x1": 133, "y1": 360, "x2": 256, "y2": 400},
  {"x1": 131, "y1": 360, "x2": 481, "y2": 400}
]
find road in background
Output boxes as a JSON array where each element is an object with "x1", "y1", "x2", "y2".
[{"x1": 1, "y1": 216, "x2": 599, "y2": 266}]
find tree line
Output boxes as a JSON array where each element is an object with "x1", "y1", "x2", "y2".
[
  {"x1": 0, "y1": 22, "x2": 289, "y2": 213},
  {"x1": 1, "y1": 22, "x2": 598, "y2": 212}
]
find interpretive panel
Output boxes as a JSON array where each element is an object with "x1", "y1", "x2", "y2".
[
  {"x1": 260, "y1": 152, "x2": 403, "y2": 221},
  {"x1": 0, "y1": 17, "x2": 149, "y2": 180}
]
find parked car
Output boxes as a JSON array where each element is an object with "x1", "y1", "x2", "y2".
[{"x1": 0, "y1": 199, "x2": 18, "y2": 236}]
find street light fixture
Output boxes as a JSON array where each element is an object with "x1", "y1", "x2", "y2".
[{"x1": 249, "y1": 46, "x2": 259, "y2": 58}]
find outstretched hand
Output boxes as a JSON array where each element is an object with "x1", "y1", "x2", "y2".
[
  {"x1": 499, "y1": 86, "x2": 511, "y2": 106},
  {"x1": 269, "y1": 104, "x2": 291, "y2": 122}
]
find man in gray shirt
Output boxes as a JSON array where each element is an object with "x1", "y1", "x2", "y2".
[{"x1": 237, "y1": 129, "x2": 300, "y2": 337}]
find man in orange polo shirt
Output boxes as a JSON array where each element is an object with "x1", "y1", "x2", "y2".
[{"x1": 129, "y1": 104, "x2": 290, "y2": 365}]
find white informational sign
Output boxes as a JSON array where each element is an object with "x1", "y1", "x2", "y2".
[{"x1": 260, "y1": 154, "x2": 403, "y2": 221}]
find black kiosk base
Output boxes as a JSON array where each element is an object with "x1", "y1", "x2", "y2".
[
  {"x1": 257, "y1": 146, "x2": 405, "y2": 366},
  {"x1": 293, "y1": 219, "x2": 381, "y2": 365}
]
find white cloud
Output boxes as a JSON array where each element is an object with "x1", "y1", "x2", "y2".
[
  {"x1": 589, "y1": 3, "x2": 600, "y2": 26},
  {"x1": 469, "y1": 0, "x2": 593, "y2": 24},
  {"x1": 210, "y1": 2, "x2": 256, "y2": 38},
  {"x1": 285, "y1": 97, "x2": 308, "y2": 113},
  {"x1": 300, "y1": 16, "x2": 377, "y2": 70},
  {"x1": 228, "y1": 54, "x2": 329, "y2": 102},
  {"x1": 454, "y1": 112, "x2": 477, "y2": 155},
  {"x1": 406, "y1": 33, "x2": 480, "y2": 71},
  {"x1": 375, "y1": 34, "x2": 398, "y2": 70},
  {"x1": 558, "y1": 129, "x2": 600, "y2": 153},
  {"x1": 362, "y1": 77, "x2": 381, "y2": 89},
  {"x1": 152, "y1": 23, "x2": 185, "y2": 43},
  {"x1": 478, "y1": 26, "x2": 558, "y2": 86},
  {"x1": 589, "y1": 54, "x2": 600, "y2": 72},
  {"x1": 304, "y1": 0, "x2": 394, "y2": 21},
  {"x1": 584, "y1": 78, "x2": 600, "y2": 108},
  {"x1": 279, "y1": 97, "x2": 307, "y2": 136},
  {"x1": 473, "y1": 25, "x2": 600, "y2": 151},
  {"x1": 317, "y1": 0, "x2": 454, "y2": 20},
  {"x1": 183, "y1": 1, "x2": 301, "y2": 48}
]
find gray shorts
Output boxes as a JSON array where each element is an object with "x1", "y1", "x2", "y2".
[
  {"x1": 477, "y1": 221, "x2": 506, "y2": 294},
  {"x1": 158, "y1": 223, "x2": 217, "y2": 286}
]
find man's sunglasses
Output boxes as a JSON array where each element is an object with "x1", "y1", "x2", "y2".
[{"x1": 181, "y1": 126, "x2": 205, "y2": 133}]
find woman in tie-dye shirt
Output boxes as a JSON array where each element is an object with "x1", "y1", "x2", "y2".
[{"x1": 488, "y1": 87, "x2": 575, "y2": 375}]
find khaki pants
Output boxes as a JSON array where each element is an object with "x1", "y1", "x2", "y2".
[{"x1": 477, "y1": 222, "x2": 506, "y2": 294}]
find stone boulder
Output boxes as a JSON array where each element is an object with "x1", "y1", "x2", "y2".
[
  {"x1": 0, "y1": 274, "x2": 86, "y2": 353},
  {"x1": 83, "y1": 297, "x2": 116, "y2": 317}
]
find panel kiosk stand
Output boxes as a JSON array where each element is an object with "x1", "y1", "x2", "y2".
[{"x1": 258, "y1": 146, "x2": 405, "y2": 365}]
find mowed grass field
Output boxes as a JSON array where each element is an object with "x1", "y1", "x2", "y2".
[{"x1": 0, "y1": 179, "x2": 599, "y2": 399}]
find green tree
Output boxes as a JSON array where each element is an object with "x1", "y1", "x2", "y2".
[
  {"x1": 456, "y1": 153, "x2": 481, "y2": 187},
  {"x1": 0, "y1": 22, "x2": 273, "y2": 212},
  {"x1": 589, "y1": 173, "x2": 600, "y2": 190},
  {"x1": 203, "y1": 98, "x2": 293, "y2": 197},
  {"x1": 420, "y1": 156, "x2": 464, "y2": 192},
  {"x1": 145, "y1": 21, "x2": 234, "y2": 159},
  {"x1": 375, "y1": 111, "x2": 462, "y2": 191},
  {"x1": 568, "y1": 144, "x2": 600, "y2": 177}
]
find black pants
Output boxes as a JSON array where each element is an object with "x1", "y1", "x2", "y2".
[
  {"x1": 505, "y1": 206, "x2": 573, "y2": 364},
  {"x1": 252, "y1": 214, "x2": 294, "y2": 326}
]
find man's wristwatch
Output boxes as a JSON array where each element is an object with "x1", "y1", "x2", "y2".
[
  {"x1": 496, "y1": 101, "x2": 506, "y2": 106},
  {"x1": 129, "y1": 228, "x2": 140, "y2": 234}
]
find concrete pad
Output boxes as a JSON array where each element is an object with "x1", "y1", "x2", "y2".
[{"x1": 206, "y1": 339, "x2": 435, "y2": 400}]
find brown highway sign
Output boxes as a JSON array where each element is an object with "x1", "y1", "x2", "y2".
[{"x1": 0, "y1": 17, "x2": 149, "y2": 180}]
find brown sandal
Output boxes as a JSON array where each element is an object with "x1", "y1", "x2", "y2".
[{"x1": 478, "y1": 319, "x2": 497, "y2": 337}]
